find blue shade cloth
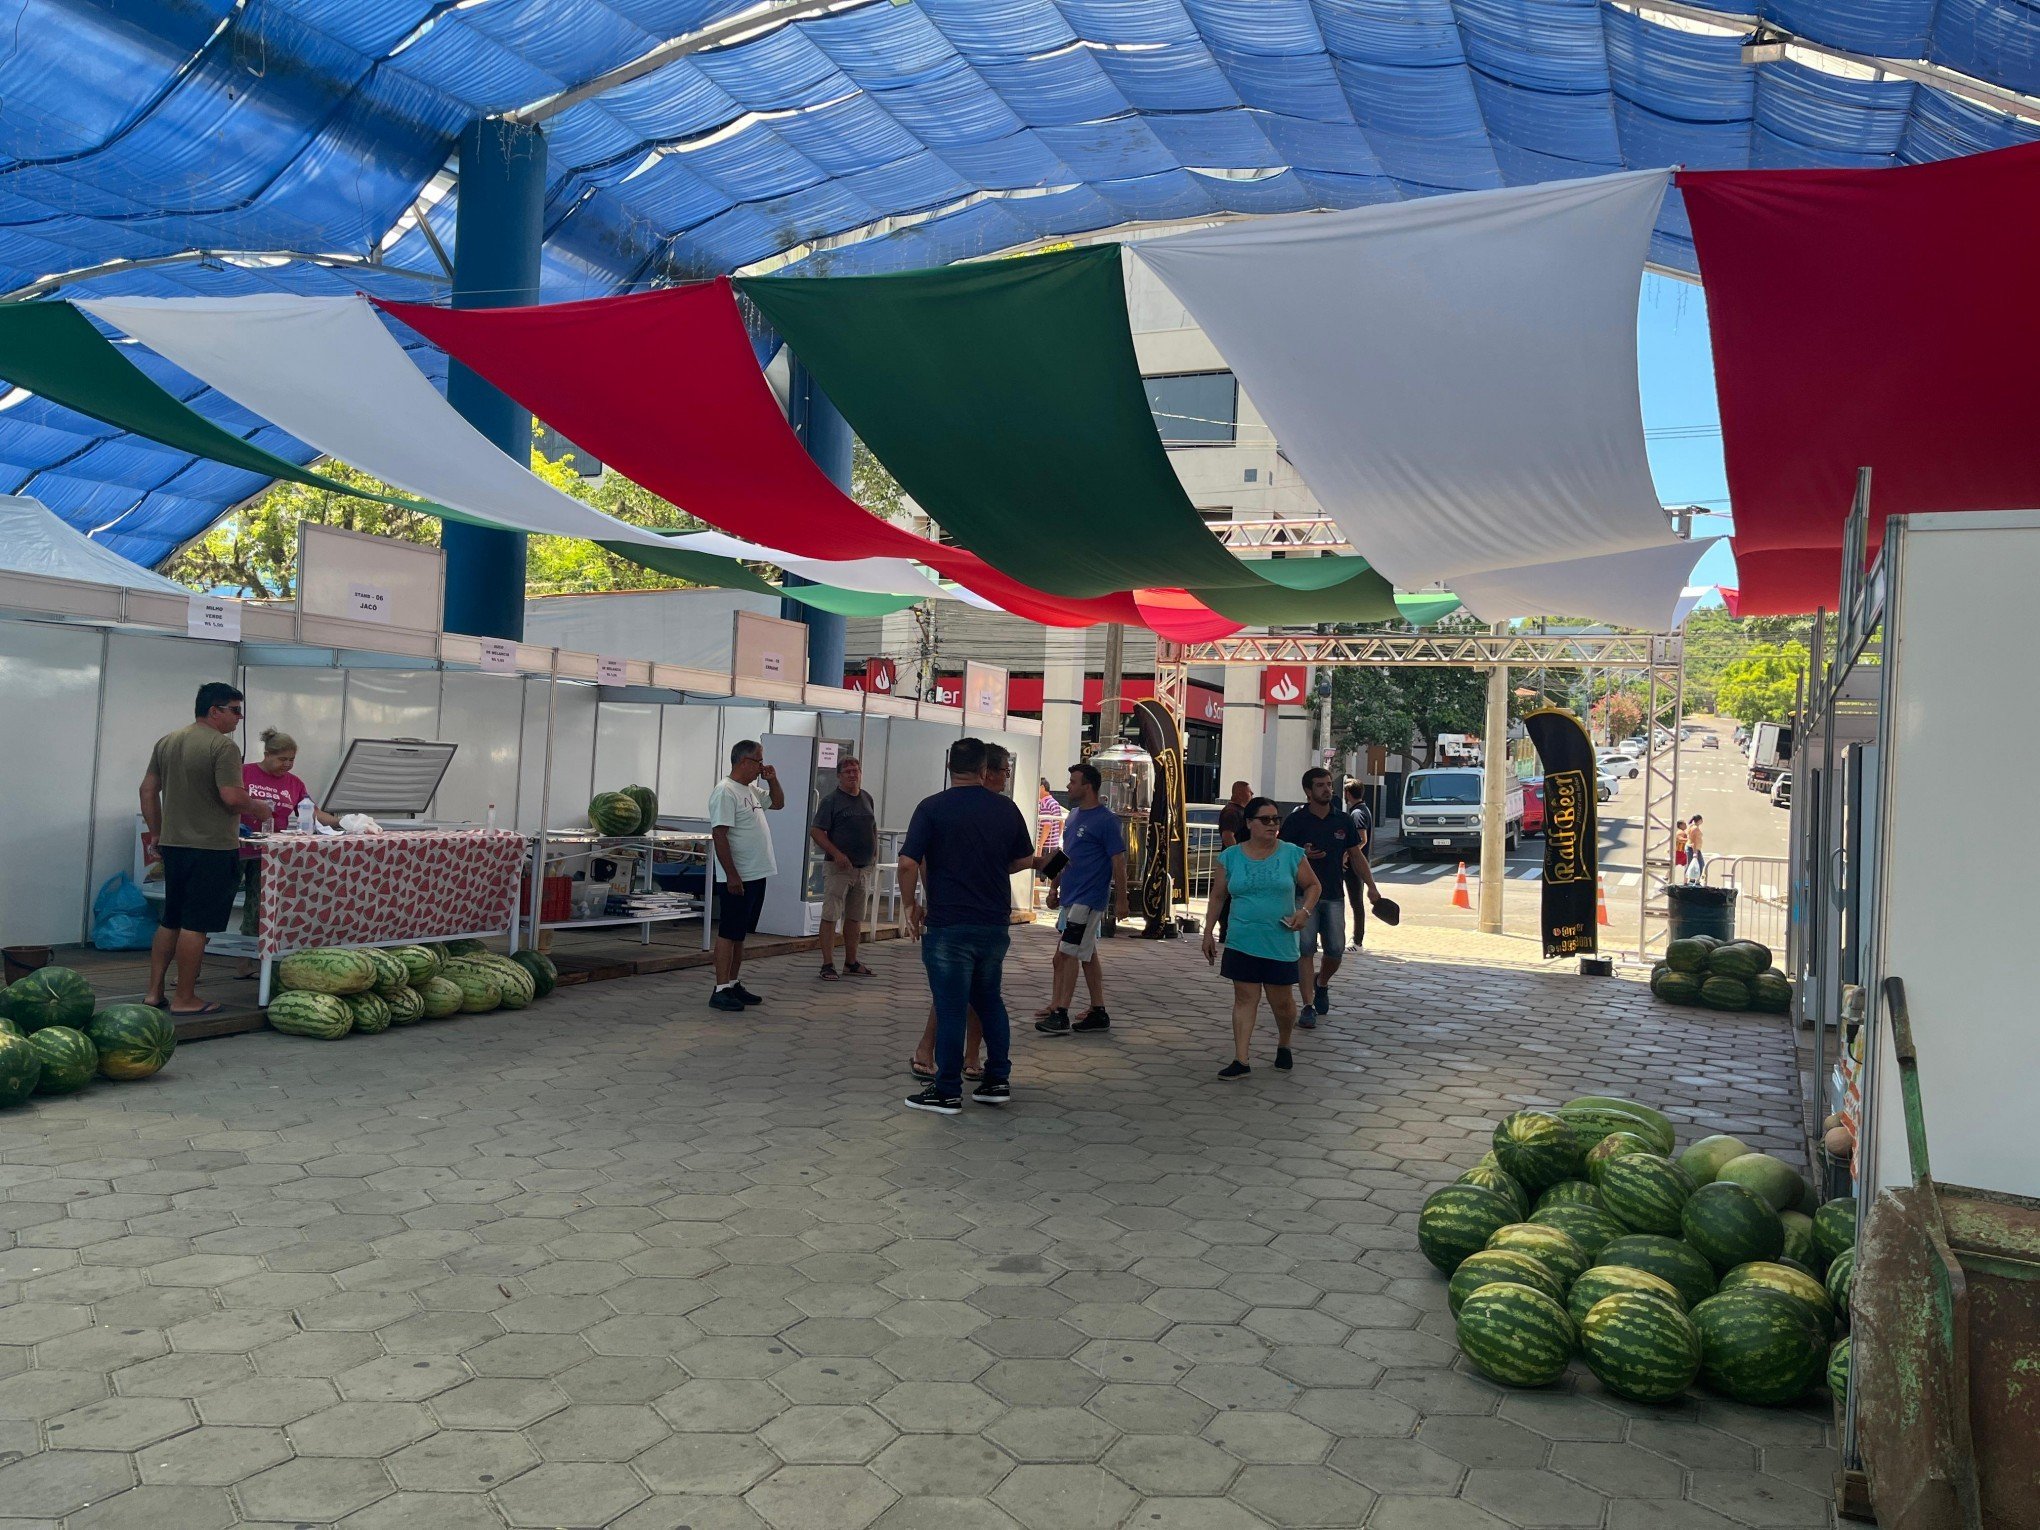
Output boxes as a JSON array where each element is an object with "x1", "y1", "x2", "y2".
[{"x1": 3, "y1": 0, "x2": 2036, "y2": 574}]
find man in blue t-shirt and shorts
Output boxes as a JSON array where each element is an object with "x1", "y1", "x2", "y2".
[
  {"x1": 1281, "y1": 766, "x2": 1384, "y2": 1027},
  {"x1": 1036, "y1": 761, "x2": 1128, "y2": 1036}
]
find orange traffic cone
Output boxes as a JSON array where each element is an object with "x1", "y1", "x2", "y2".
[
  {"x1": 1596, "y1": 877, "x2": 1611, "y2": 926},
  {"x1": 1451, "y1": 862, "x2": 1472, "y2": 910}
]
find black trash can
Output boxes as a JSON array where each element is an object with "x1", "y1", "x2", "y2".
[{"x1": 1665, "y1": 883, "x2": 1737, "y2": 942}]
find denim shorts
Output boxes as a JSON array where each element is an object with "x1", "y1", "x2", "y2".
[{"x1": 1298, "y1": 898, "x2": 1346, "y2": 957}]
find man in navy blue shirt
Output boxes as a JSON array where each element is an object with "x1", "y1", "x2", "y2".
[
  {"x1": 1282, "y1": 767, "x2": 1383, "y2": 1025},
  {"x1": 1036, "y1": 761, "x2": 1128, "y2": 1036},
  {"x1": 897, "y1": 737, "x2": 1040, "y2": 1115}
]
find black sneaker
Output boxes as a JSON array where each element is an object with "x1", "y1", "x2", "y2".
[
  {"x1": 733, "y1": 984, "x2": 764, "y2": 1006},
  {"x1": 1314, "y1": 985, "x2": 1330, "y2": 1014},
  {"x1": 1275, "y1": 1047, "x2": 1294, "y2": 1071},
  {"x1": 903, "y1": 1085, "x2": 961, "y2": 1116},
  {"x1": 1070, "y1": 1007, "x2": 1111, "y2": 1033},
  {"x1": 1297, "y1": 1010, "x2": 1317, "y2": 1030},
  {"x1": 708, "y1": 988, "x2": 745, "y2": 1012},
  {"x1": 1218, "y1": 1060, "x2": 1251, "y2": 1081},
  {"x1": 1034, "y1": 1009, "x2": 1071, "y2": 1035},
  {"x1": 972, "y1": 1080, "x2": 1011, "y2": 1106}
]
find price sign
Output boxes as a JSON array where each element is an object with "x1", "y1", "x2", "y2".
[
  {"x1": 597, "y1": 655, "x2": 627, "y2": 686},
  {"x1": 816, "y1": 741, "x2": 840, "y2": 769},
  {"x1": 476, "y1": 638, "x2": 518, "y2": 673},
  {"x1": 761, "y1": 652, "x2": 784, "y2": 679},
  {"x1": 187, "y1": 596, "x2": 241, "y2": 642},
  {"x1": 346, "y1": 583, "x2": 391, "y2": 623}
]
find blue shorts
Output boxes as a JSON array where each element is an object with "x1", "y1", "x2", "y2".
[{"x1": 1298, "y1": 899, "x2": 1346, "y2": 957}]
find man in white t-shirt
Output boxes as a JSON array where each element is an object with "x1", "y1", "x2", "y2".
[{"x1": 707, "y1": 738, "x2": 783, "y2": 1012}]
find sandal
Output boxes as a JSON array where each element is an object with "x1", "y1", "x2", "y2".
[
  {"x1": 964, "y1": 1066, "x2": 984, "y2": 1082},
  {"x1": 843, "y1": 961, "x2": 874, "y2": 977},
  {"x1": 819, "y1": 964, "x2": 839, "y2": 981}
]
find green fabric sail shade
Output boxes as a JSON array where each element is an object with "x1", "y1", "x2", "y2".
[
  {"x1": 0, "y1": 302, "x2": 894, "y2": 616},
  {"x1": 737, "y1": 247, "x2": 1389, "y2": 620}
]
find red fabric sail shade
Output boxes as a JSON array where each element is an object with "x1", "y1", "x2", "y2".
[
  {"x1": 1681, "y1": 144, "x2": 2040, "y2": 611},
  {"x1": 376, "y1": 283, "x2": 1225, "y2": 635}
]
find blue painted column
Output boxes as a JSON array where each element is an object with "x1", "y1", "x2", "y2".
[
  {"x1": 782, "y1": 357, "x2": 850, "y2": 685},
  {"x1": 442, "y1": 118, "x2": 546, "y2": 640}
]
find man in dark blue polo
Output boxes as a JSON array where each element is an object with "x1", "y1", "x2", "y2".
[{"x1": 1282, "y1": 766, "x2": 1382, "y2": 1026}]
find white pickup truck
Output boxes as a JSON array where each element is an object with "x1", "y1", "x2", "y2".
[{"x1": 1400, "y1": 767, "x2": 1524, "y2": 857}]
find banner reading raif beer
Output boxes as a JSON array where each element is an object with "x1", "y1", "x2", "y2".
[
  {"x1": 1130, "y1": 698, "x2": 1189, "y2": 934},
  {"x1": 1523, "y1": 708, "x2": 1599, "y2": 958}
]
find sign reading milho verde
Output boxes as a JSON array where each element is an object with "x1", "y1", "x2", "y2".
[{"x1": 1523, "y1": 708, "x2": 1600, "y2": 958}]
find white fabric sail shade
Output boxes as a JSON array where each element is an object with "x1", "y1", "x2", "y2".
[
  {"x1": 1136, "y1": 172, "x2": 1677, "y2": 601},
  {"x1": 78, "y1": 295, "x2": 947, "y2": 601},
  {"x1": 1448, "y1": 537, "x2": 1723, "y2": 632}
]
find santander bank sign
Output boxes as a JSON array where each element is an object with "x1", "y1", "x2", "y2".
[{"x1": 1261, "y1": 666, "x2": 1306, "y2": 706}]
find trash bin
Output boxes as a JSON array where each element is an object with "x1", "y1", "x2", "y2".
[{"x1": 1665, "y1": 884, "x2": 1736, "y2": 942}]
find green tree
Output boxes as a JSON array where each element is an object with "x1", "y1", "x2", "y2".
[
  {"x1": 1330, "y1": 615, "x2": 1491, "y2": 765},
  {"x1": 1715, "y1": 641, "x2": 1808, "y2": 726},
  {"x1": 1681, "y1": 607, "x2": 1814, "y2": 713}
]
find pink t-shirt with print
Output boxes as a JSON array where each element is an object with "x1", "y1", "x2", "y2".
[{"x1": 241, "y1": 766, "x2": 308, "y2": 858}]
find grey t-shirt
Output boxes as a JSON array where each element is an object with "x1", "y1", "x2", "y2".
[{"x1": 812, "y1": 788, "x2": 878, "y2": 868}]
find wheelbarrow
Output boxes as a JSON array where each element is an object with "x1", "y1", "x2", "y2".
[{"x1": 1849, "y1": 976, "x2": 2040, "y2": 1530}]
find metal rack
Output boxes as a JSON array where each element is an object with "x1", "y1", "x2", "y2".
[{"x1": 527, "y1": 829, "x2": 714, "y2": 948}]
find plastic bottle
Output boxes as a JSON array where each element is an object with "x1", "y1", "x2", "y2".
[
  {"x1": 487, "y1": 802, "x2": 497, "y2": 831},
  {"x1": 295, "y1": 796, "x2": 316, "y2": 834}
]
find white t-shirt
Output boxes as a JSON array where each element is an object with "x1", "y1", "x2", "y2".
[{"x1": 707, "y1": 776, "x2": 777, "y2": 882}]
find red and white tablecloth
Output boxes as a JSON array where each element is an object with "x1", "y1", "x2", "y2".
[{"x1": 257, "y1": 830, "x2": 527, "y2": 957}]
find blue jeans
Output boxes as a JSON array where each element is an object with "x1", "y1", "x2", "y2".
[{"x1": 922, "y1": 924, "x2": 1012, "y2": 1098}]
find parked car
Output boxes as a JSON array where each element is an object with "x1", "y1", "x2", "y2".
[
  {"x1": 1617, "y1": 739, "x2": 1645, "y2": 760},
  {"x1": 1596, "y1": 776, "x2": 1614, "y2": 803},
  {"x1": 1521, "y1": 779, "x2": 1544, "y2": 837},
  {"x1": 1771, "y1": 771, "x2": 1793, "y2": 808},
  {"x1": 1701, "y1": 733, "x2": 1721, "y2": 750},
  {"x1": 1597, "y1": 749, "x2": 1640, "y2": 779}
]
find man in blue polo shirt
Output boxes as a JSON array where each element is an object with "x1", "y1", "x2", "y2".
[
  {"x1": 1036, "y1": 761, "x2": 1128, "y2": 1036},
  {"x1": 1282, "y1": 766, "x2": 1383, "y2": 1026}
]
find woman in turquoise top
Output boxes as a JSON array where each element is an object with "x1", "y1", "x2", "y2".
[{"x1": 1200, "y1": 796, "x2": 1321, "y2": 1080}]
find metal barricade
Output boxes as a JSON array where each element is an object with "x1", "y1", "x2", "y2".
[
  {"x1": 1184, "y1": 823, "x2": 1222, "y2": 906},
  {"x1": 1704, "y1": 854, "x2": 1789, "y2": 951}
]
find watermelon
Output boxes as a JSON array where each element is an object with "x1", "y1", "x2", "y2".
[
  {"x1": 1486, "y1": 1223, "x2": 1590, "y2": 1289},
  {"x1": 1581, "y1": 1292, "x2": 1703, "y2": 1403},
  {"x1": 1596, "y1": 1235, "x2": 1718, "y2": 1309},
  {"x1": 1535, "y1": 1180, "x2": 1603, "y2": 1213},
  {"x1": 447, "y1": 964, "x2": 502, "y2": 1014},
  {"x1": 1456, "y1": 1284, "x2": 1574, "y2": 1388},
  {"x1": 1699, "y1": 976, "x2": 1751, "y2": 1011},
  {"x1": 1749, "y1": 972, "x2": 1793, "y2": 1014},
  {"x1": 1716, "y1": 1153, "x2": 1803, "y2": 1212},
  {"x1": 1567, "y1": 1266, "x2": 1686, "y2": 1328},
  {"x1": 1677, "y1": 1134, "x2": 1752, "y2": 1186},
  {"x1": 393, "y1": 945, "x2": 441, "y2": 985},
  {"x1": 619, "y1": 784, "x2": 659, "y2": 831},
  {"x1": 509, "y1": 950, "x2": 557, "y2": 1000},
  {"x1": 1707, "y1": 940, "x2": 1771, "y2": 978},
  {"x1": 276, "y1": 949, "x2": 376, "y2": 996},
  {"x1": 1585, "y1": 1133, "x2": 1658, "y2": 1184},
  {"x1": 1653, "y1": 971, "x2": 1704, "y2": 1006},
  {"x1": 1827, "y1": 1336, "x2": 1851, "y2": 1399},
  {"x1": 28, "y1": 1027, "x2": 97, "y2": 1094},
  {"x1": 1682, "y1": 1181, "x2": 1785, "y2": 1272},
  {"x1": 1599, "y1": 1155, "x2": 1696, "y2": 1236},
  {"x1": 384, "y1": 987, "x2": 426, "y2": 1027},
  {"x1": 2, "y1": 967, "x2": 96, "y2": 1031},
  {"x1": 1813, "y1": 1198, "x2": 1858, "y2": 1264},
  {"x1": 1529, "y1": 1203, "x2": 1627, "y2": 1259},
  {"x1": 1825, "y1": 1247, "x2": 1855, "y2": 1316},
  {"x1": 1417, "y1": 1183, "x2": 1520, "y2": 1274},
  {"x1": 267, "y1": 991, "x2": 353, "y2": 1039},
  {"x1": 1448, "y1": 1249, "x2": 1563, "y2": 1315},
  {"x1": 1690, "y1": 1288, "x2": 1825, "y2": 1404},
  {"x1": 0, "y1": 1010, "x2": 16, "y2": 1038},
  {"x1": 587, "y1": 790, "x2": 642, "y2": 836},
  {"x1": 1557, "y1": 1105, "x2": 1665, "y2": 1156},
  {"x1": 1664, "y1": 938, "x2": 1709, "y2": 973},
  {"x1": 478, "y1": 958, "x2": 535, "y2": 1011},
  {"x1": 1492, "y1": 1112, "x2": 1584, "y2": 1191},
  {"x1": 418, "y1": 976, "x2": 464, "y2": 1020},
  {"x1": 1779, "y1": 1211, "x2": 1816, "y2": 1268},
  {"x1": 342, "y1": 993, "x2": 391, "y2": 1035},
  {"x1": 361, "y1": 947, "x2": 409, "y2": 997},
  {"x1": 442, "y1": 939, "x2": 487, "y2": 958},
  {"x1": 1457, "y1": 1164, "x2": 1529, "y2": 1218},
  {"x1": 0, "y1": 1031, "x2": 42, "y2": 1106},
  {"x1": 1720, "y1": 1262, "x2": 1836, "y2": 1338},
  {"x1": 85, "y1": 1004, "x2": 175, "y2": 1081},
  {"x1": 1563, "y1": 1097, "x2": 1677, "y2": 1152}
]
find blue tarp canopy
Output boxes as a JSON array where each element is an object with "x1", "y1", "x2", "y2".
[{"x1": 2, "y1": 0, "x2": 2035, "y2": 567}]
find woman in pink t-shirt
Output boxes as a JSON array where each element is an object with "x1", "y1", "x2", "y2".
[{"x1": 236, "y1": 728, "x2": 338, "y2": 970}]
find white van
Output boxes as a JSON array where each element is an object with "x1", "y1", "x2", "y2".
[{"x1": 1400, "y1": 767, "x2": 1525, "y2": 857}]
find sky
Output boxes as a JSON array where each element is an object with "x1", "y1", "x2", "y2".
[{"x1": 1635, "y1": 271, "x2": 1735, "y2": 600}]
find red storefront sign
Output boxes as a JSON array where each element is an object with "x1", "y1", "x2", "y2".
[
  {"x1": 1261, "y1": 666, "x2": 1307, "y2": 706},
  {"x1": 1003, "y1": 677, "x2": 1223, "y2": 724},
  {"x1": 844, "y1": 658, "x2": 898, "y2": 694}
]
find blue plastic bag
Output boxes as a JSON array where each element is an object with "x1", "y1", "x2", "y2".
[{"x1": 91, "y1": 872, "x2": 158, "y2": 951}]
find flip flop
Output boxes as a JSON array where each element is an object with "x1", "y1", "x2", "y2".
[
  {"x1": 168, "y1": 1001, "x2": 224, "y2": 1017},
  {"x1": 843, "y1": 962, "x2": 874, "y2": 977},
  {"x1": 819, "y1": 964, "x2": 840, "y2": 981},
  {"x1": 909, "y1": 1058, "x2": 936, "y2": 1081}
]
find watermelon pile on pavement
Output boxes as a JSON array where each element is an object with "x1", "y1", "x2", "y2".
[
  {"x1": 0, "y1": 977, "x2": 182, "y2": 1108},
  {"x1": 267, "y1": 943, "x2": 562, "y2": 1040},
  {"x1": 0, "y1": 966, "x2": 97, "y2": 1031},
  {"x1": 1652, "y1": 937, "x2": 1794, "y2": 1014},
  {"x1": 1420, "y1": 1089, "x2": 1859, "y2": 1409}
]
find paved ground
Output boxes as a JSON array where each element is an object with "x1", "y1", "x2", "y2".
[{"x1": 0, "y1": 925, "x2": 1834, "y2": 1530}]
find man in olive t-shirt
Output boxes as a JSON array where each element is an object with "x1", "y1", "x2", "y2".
[{"x1": 140, "y1": 682, "x2": 251, "y2": 1015}]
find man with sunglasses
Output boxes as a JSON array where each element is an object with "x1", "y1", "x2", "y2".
[{"x1": 139, "y1": 682, "x2": 253, "y2": 1015}]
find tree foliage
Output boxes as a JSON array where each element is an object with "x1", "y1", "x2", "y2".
[
  {"x1": 1681, "y1": 607, "x2": 1814, "y2": 712},
  {"x1": 1715, "y1": 641, "x2": 1809, "y2": 726},
  {"x1": 1329, "y1": 616, "x2": 1491, "y2": 765}
]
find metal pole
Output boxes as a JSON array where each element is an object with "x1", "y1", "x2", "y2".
[
  {"x1": 1098, "y1": 622, "x2": 1125, "y2": 748},
  {"x1": 781, "y1": 359, "x2": 850, "y2": 686},
  {"x1": 1479, "y1": 658, "x2": 1508, "y2": 933},
  {"x1": 442, "y1": 117, "x2": 546, "y2": 641}
]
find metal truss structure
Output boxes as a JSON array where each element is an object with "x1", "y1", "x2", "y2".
[
  {"x1": 1209, "y1": 518, "x2": 1354, "y2": 553},
  {"x1": 1156, "y1": 630, "x2": 1685, "y2": 959}
]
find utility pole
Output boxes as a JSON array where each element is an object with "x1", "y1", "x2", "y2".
[
  {"x1": 1479, "y1": 652, "x2": 1509, "y2": 935},
  {"x1": 1098, "y1": 622, "x2": 1125, "y2": 748}
]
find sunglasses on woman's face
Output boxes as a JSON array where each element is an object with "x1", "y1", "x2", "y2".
[{"x1": 1250, "y1": 814, "x2": 1281, "y2": 825}]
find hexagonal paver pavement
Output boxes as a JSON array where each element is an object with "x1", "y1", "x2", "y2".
[{"x1": 0, "y1": 926, "x2": 1832, "y2": 1527}]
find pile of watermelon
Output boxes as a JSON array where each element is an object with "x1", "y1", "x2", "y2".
[
  {"x1": 1652, "y1": 936, "x2": 1793, "y2": 1013},
  {"x1": 0, "y1": 966, "x2": 178, "y2": 1109},
  {"x1": 588, "y1": 784, "x2": 657, "y2": 837},
  {"x1": 269, "y1": 941, "x2": 557, "y2": 1039},
  {"x1": 1418, "y1": 1093, "x2": 1859, "y2": 1411}
]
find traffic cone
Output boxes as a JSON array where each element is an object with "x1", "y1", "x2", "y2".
[
  {"x1": 1451, "y1": 862, "x2": 1472, "y2": 910},
  {"x1": 1596, "y1": 877, "x2": 1611, "y2": 926}
]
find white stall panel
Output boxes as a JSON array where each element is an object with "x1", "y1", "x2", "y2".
[
  {"x1": 531, "y1": 682, "x2": 598, "y2": 830},
  {"x1": 89, "y1": 633, "x2": 246, "y2": 924},
  {"x1": 879, "y1": 720, "x2": 956, "y2": 828},
  {"x1": 0, "y1": 622, "x2": 104, "y2": 944},
  {"x1": 437, "y1": 673, "x2": 526, "y2": 826},
  {"x1": 593, "y1": 703, "x2": 661, "y2": 802},
  {"x1": 240, "y1": 668, "x2": 346, "y2": 793},
  {"x1": 768, "y1": 708, "x2": 819, "y2": 739},
  {"x1": 342, "y1": 670, "x2": 440, "y2": 745},
  {"x1": 658, "y1": 704, "x2": 726, "y2": 827}
]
